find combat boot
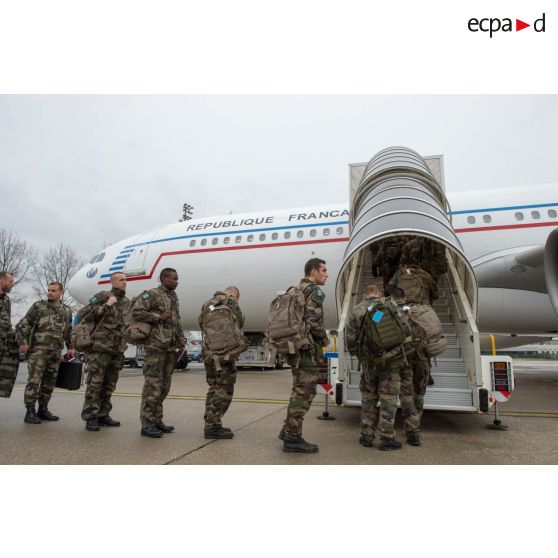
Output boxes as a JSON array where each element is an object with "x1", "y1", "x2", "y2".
[
  {"x1": 204, "y1": 427, "x2": 234, "y2": 439},
  {"x1": 406, "y1": 433, "x2": 421, "y2": 446},
  {"x1": 359, "y1": 434, "x2": 374, "y2": 447},
  {"x1": 156, "y1": 422, "x2": 175, "y2": 433},
  {"x1": 37, "y1": 406, "x2": 60, "y2": 421},
  {"x1": 24, "y1": 406, "x2": 41, "y2": 424},
  {"x1": 141, "y1": 425, "x2": 163, "y2": 438},
  {"x1": 278, "y1": 426, "x2": 286, "y2": 441},
  {"x1": 379, "y1": 437, "x2": 402, "y2": 451},
  {"x1": 86, "y1": 418, "x2": 100, "y2": 431},
  {"x1": 98, "y1": 415, "x2": 121, "y2": 427},
  {"x1": 283, "y1": 435, "x2": 319, "y2": 453}
]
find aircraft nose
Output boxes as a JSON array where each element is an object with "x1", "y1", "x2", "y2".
[{"x1": 67, "y1": 263, "x2": 94, "y2": 305}]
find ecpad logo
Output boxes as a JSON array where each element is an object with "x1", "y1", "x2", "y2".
[{"x1": 468, "y1": 13, "x2": 546, "y2": 37}]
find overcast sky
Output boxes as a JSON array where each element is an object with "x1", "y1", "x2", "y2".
[{"x1": 1, "y1": 95, "x2": 558, "y2": 261}]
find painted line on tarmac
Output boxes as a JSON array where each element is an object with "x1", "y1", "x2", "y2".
[
  {"x1": 499, "y1": 411, "x2": 558, "y2": 418},
  {"x1": 13, "y1": 386, "x2": 291, "y2": 405}
]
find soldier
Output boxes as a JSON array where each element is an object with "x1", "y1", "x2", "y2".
[
  {"x1": 17, "y1": 282, "x2": 75, "y2": 423},
  {"x1": 345, "y1": 283, "x2": 410, "y2": 451},
  {"x1": 131, "y1": 267, "x2": 186, "y2": 438},
  {"x1": 421, "y1": 238, "x2": 448, "y2": 282},
  {"x1": 390, "y1": 263, "x2": 438, "y2": 306},
  {"x1": 77, "y1": 271, "x2": 130, "y2": 432},
  {"x1": 389, "y1": 287, "x2": 422, "y2": 446},
  {"x1": 401, "y1": 236, "x2": 425, "y2": 266},
  {"x1": 376, "y1": 236, "x2": 403, "y2": 294},
  {"x1": 0, "y1": 272, "x2": 20, "y2": 400},
  {"x1": 279, "y1": 258, "x2": 329, "y2": 453},
  {"x1": 199, "y1": 286, "x2": 245, "y2": 439}
]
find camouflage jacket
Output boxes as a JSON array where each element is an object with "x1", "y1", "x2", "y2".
[
  {"x1": 0, "y1": 292, "x2": 14, "y2": 351},
  {"x1": 16, "y1": 300, "x2": 73, "y2": 352},
  {"x1": 299, "y1": 278, "x2": 327, "y2": 345},
  {"x1": 131, "y1": 285, "x2": 185, "y2": 352},
  {"x1": 77, "y1": 288, "x2": 130, "y2": 354},
  {"x1": 376, "y1": 238, "x2": 403, "y2": 266},
  {"x1": 198, "y1": 292, "x2": 245, "y2": 330}
]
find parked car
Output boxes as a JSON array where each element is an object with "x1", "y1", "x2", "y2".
[{"x1": 187, "y1": 346, "x2": 203, "y2": 363}]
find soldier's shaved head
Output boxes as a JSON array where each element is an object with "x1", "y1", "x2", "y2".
[
  {"x1": 0, "y1": 271, "x2": 14, "y2": 294},
  {"x1": 110, "y1": 272, "x2": 127, "y2": 291},
  {"x1": 365, "y1": 284, "x2": 380, "y2": 296},
  {"x1": 224, "y1": 286, "x2": 240, "y2": 300}
]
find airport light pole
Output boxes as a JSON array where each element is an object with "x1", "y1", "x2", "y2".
[{"x1": 180, "y1": 203, "x2": 194, "y2": 222}]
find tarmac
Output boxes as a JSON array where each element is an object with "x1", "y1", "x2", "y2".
[{"x1": 1, "y1": 360, "x2": 557, "y2": 465}]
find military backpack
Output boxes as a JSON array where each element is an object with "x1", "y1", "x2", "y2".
[
  {"x1": 407, "y1": 304, "x2": 447, "y2": 357},
  {"x1": 124, "y1": 292, "x2": 153, "y2": 344},
  {"x1": 200, "y1": 294, "x2": 247, "y2": 364},
  {"x1": 266, "y1": 286, "x2": 312, "y2": 355},
  {"x1": 395, "y1": 267, "x2": 428, "y2": 303},
  {"x1": 72, "y1": 292, "x2": 110, "y2": 351},
  {"x1": 357, "y1": 298, "x2": 411, "y2": 364}
]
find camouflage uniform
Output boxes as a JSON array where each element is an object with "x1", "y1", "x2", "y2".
[
  {"x1": 0, "y1": 292, "x2": 19, "y2": 399},
  {"x1": 16, "y1": 300, "x2": 72, "y2": 409},
  {"x1": 346, "y1": 295, "x2": 408, "y2": 440},
  {"x1": 283, "y1": 278, "x2": 327, "y2": 438},
  {"x1": 401, "y1": 236, "x2": 424, "y2": 266},
  {"x1": 199, "y1": 292, "x2": 245, "y2": 430},
  {"x1": 376, "y1": 237, "x2": 403, "y2": 294},
  {"x1": 394, "y1": 302, "x2": 421, "y2": 435},
  {"x1": 77, "y1": 288, "x2": 130, "y2": 421},
  {"x1": 132, "y1": 286, "x2": 185, "y2": 428},
  {"x1": 421, "y1": 239, "x2": 448, "y2": 281}
]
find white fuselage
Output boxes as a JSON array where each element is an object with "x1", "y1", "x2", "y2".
[{"x1": 69, "y1": 183, "x2": 558, "y2": 334}]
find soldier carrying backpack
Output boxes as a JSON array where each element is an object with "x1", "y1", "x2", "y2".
[
  {"x1": 268, "y1": 258, "x2": 329, "y2": 454},
  {"x1": 198, "y1": 286, "x2": 246, "y2": 440},
  {"x1": 390, "y1": 263, "x2": 438, "y2": 306},
  {"x1": 345, "y1": 283, "x2": 414, "y2": 451},
  {"x1": 391, "y1": 287, "x2": 447, "y2": 442}
]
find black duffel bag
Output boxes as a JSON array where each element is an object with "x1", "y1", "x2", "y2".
[{"x1": 56, "y1": 360, "x2": 83, "y2": 390}]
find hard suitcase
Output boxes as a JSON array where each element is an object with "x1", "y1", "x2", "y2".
[{"x1": 56, "y1": 360, "x2": 83, "y2": 390}]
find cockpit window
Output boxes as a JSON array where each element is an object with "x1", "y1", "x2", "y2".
[{"x1": 89, "y1": 252, "x2": 105, "y2": 264}]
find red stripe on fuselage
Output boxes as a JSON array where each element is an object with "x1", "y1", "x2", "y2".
[
  {"x1": 98, "y1": 237, "x2": 350, "y2": 285},
  {"x1": 455, "y1": 221, "x2": 558, "y2": 233}
]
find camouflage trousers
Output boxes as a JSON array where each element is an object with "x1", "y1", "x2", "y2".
[
  {"x1": 284, "y1": 348, "x2": 321, "y2": 437},
  {"x1": 359, "y1": 359, "x2": 402, "y2": 440},
  {"x1": 81, "y1": 351, "x2": 123, "y2": 420},
  {"x1": 204, "y1": 358, "x2": 237, "y2": 430},
  {"x1": 140, "y1": 349, "x2": 174, "y2": 428},
  {"x1": 411, "y1": 354, "x2": 431, "y2": 420},
  {"x1": 399, "y1": 366, "x2": 421, "y2": 434},
  {"x1": 24, "y1": 347, "x2": 61, "y2": 408},
  {"x1": 0, "y1": 348, "x2": 19, "y2": 398}
]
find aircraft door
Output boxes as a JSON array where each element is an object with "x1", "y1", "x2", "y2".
[{"x1": 123, "y1": 230, "x2": 158, "y2": 278}]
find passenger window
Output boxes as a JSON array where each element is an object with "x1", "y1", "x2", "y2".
[
  {"x1": 190, "y1": 240, "x2": 196, "y2": 247},
  {"x1": 247, "y1": 235, "x2": 254, "y2": 242},
  {"x1": 235, "y1": 236, "x2": 242, "y2": 243},
  {"x1": 515, "y1": 212, "x2": 524, "y2": 221},
  {"x1": 483, "y1": 215, "x2": 492, "y2": 223},
  {"x1": 272, "y1": 232, "x2": 278, "y2": 240},
  {"x1": 467, "y1": 216, "x2": 476, "y2": 224},
  {"x1": 549, "y1": 209, "x2": 557, "y2": 218},
  {"x1": 259, "y1": 234, "x2": 266, "y2": 241},
  {"x1": 336, "y1": 227, "x2": 344, "y2": 235},
  {"x1": 212, "y1": 237, "x2": 219, "y2": 245},
  {"x1": 297, "y1": 230, "x2": 304, "y2": 238},
  {"x1": 223, "y1": 237, "x2": 230, "y2": 245},
  {"x1": 201, "y1": 239, "x2": 207, "y2": 246},
  {"x1": 323, "y1": 228, "x2": 330, "y2": 236},
  {"x1": 531, "y1": 211, "x2": 540, "y2": 219},
  {"x1": 310, "y1": 229, "x2": 317, "y2": 237},
  {"x1": 284, "y1": 231, "x2": 291, "y2": 239}
]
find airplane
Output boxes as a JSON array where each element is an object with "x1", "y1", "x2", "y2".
[{"x1": 68, "y1": 182, "x2": 558, "y2": 344}]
